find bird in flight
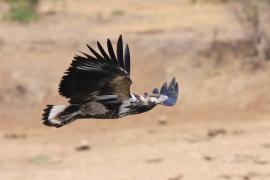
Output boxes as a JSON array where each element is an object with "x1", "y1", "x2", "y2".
[{"x1": 42, "y1": 35, "x2": 179, "y2": 128}]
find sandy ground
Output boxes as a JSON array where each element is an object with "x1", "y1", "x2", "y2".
[{"x1": 0, "y1": 0, "x2": 270, "y2": 180}]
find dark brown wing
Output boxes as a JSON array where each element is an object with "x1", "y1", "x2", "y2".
[{"x1": 58, "y1": 35, "x2": 132, "y2": 104}]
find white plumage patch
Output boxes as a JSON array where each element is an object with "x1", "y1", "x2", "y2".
[
  {"x1": 118, "y1": 94, "x2": 137, "y2": 115},
  {"x1": 95, "y1": 95, "x2": 117, "y2": 100},
  {"x1": 141, "y1": 94, "x2": 169, "y2": 104},
  {"x1": 118, "y1": 100, "x2": 131, "y2": 116},
  {"x1": 157, "y1": 95, "x2": 169, "y2": 104},
  {"x1": 47, "y1": 105, "x2": 67, "y2": 125},
  {"x1": 130, "y1": 94, "x2": 137, "y2": 102}
]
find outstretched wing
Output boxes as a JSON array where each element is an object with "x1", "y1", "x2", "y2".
[
  {"x1": 58, "y1": 35, "x2": 132, "y2": 104},
  {"x1": 150, "y1": 77, "x2": 179, "y2": 106}
]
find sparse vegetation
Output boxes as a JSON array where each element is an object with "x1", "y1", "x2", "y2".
[
  {"x1": 111, "y1": 9, "x2": 125, "y2": 16},
  {"x1": 4, "y1": 0, "x2": 40, "y2": 23},
  {"x1": 233, "y1": 0, "x2": 270, "y2": 61},
  {"x1": 29, "y1": 154, "x2": 50, "y2": 165},
  {"x1": 204, "y1": 29, "x2": 258, "y2": 66}
]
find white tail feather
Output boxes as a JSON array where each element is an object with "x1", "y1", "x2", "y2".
[
  {"x1": 42, "y1": 104, "x2": 80, "y2": 127},
  {"x1": 47, "y1": 105, "x2": 67, "y2": 125}
]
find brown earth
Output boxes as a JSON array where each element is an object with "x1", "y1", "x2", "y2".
[{"x1": 0, "y1": 0, "x2": 270, "y2": 180}]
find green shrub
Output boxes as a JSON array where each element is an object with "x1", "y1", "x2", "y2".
[
  {"x1": 4, "y1": 0, "x2": 39, "y2": 23},
  {"x1": 111, "y1": 9, "x2": 125, "y2": 16}
]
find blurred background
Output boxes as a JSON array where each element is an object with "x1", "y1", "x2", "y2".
[{"x1": 0, "y1": 0, "x2": 270, "y2": 179}]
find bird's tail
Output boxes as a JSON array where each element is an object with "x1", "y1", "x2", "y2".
[{"x1": 42, "y1": 104, "x2": 80, "y2": 128}]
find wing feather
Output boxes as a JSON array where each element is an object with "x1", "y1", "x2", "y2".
[
  {"x1": 97, "y1": 41, "x2": 111, "y2": 63},
  {"x1": 147, "y1": 78, "x2": 179, "y2": 106},
  {"x1": 107, "y1": 39, "x2": 118, "y2": 65},
  {"x1": 117, "y1": 35, "x2": 124, "y2": 69},
  {"x1": 86, "y1": 44, "x2": 104, "y2": 61},
  {"x1": 59, "y1": 35, "x2": 132, "y2": 104},
  {"x1": 124, "y1": 44, "x2": 130, "y2": 74}
]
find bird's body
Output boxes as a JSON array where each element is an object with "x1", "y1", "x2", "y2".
[{"x1": 42, "y1": 35, "x2": 179, "y2": 128}]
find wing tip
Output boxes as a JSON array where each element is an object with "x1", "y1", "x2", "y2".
[
  {"x1": 117, "y1": 34, "x2": 124, "y2": 69},
  {"x1": 152, "y1": 88, "x2": 159, "y2": 94},
  {"x1": 118, "y1": 34, "x2": 123, "y2": 42},
  {"x1": 157, "y1": 77, "x2": 179, "y2": 106},
  {"x1": 124, "y1": 44, "x2": 130, "y2": 74}
]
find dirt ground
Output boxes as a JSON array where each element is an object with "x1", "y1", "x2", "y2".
[{"x1": 0, "y1": 0, "x2": 270, "y2": 180}]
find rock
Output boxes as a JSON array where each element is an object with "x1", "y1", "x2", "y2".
[{"x1": 75, "y1": 140, "x2": 91, "y2": 151}]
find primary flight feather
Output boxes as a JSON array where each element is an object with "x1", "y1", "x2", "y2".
[{"x1": 42, "y1": 35, "x2": 179, "y2": 128}]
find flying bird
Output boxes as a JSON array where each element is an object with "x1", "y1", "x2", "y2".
[{"x1": 42, "y1": 35, "x2": 179, "y2": 128}]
